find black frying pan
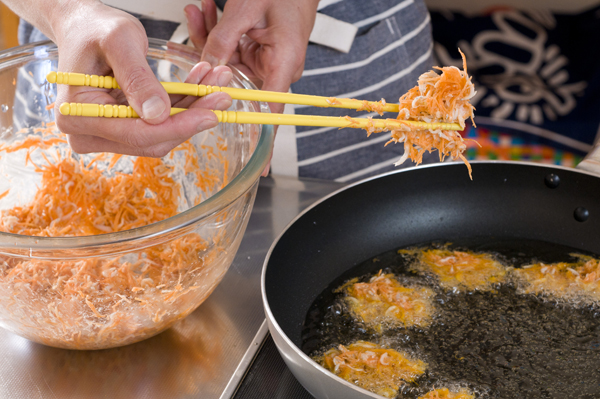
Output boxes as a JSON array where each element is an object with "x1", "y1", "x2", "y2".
[{"x1": 262, "y1": 161, "x2": 600, "y2": 399}]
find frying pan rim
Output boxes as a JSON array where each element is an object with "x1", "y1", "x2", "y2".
[{"x1": 260, "y1": 159, "x2": 599, "y2": 398}]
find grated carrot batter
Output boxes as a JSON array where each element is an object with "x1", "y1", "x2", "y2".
[
  {"x1": 0, "y1": 153, "x2": 180, "y2": 235},
  {"x1": 0, "y1": 135, "x2": 66, "y2": 154},
  {"x1": 357, "y1": 49, "x2": 476, "y2": 178},
  {"x1": 512, "y1": 255, "x2": 600, "y2": 305},
  {"x1": 316, "y1": 340, "x2": 426, "y2": 398},
  {"x1": 418, "y1": 387, "x2": 475, "y2": 399},
  {"x1": 402, "y1": 247, "x2": 508, "y2": 292},
  {"x1": 336, "y1": 271, "x2": 435, "y2": 330},
  {"x1": 0, "y1": 128, "x2": 232, "y2": 349},
  {"x1": 356, "y1": 98, "x2": 387, "y2": 116}
]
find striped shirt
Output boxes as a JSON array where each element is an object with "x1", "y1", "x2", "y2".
[{"x1": 286, "y1": 0, "x2": 435, "y2": 182}]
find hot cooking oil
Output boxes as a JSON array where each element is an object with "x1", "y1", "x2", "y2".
[{"x1": 302, "y1": 239, "x2": 600, "y2": 399}]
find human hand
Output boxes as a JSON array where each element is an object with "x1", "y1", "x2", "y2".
[
  {"x1": 185, "y1": 0, "x2": 319, "y2": 114},
  {"x1": 52, "y1": 1, "x2": 232, "y2": 157}
]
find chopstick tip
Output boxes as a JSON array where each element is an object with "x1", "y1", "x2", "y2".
[{"x1": 46, "y1": 71, "x2": 57, "y2": 84}]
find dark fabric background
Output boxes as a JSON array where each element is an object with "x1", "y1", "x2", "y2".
[{"x1": 431, "y1": 6, "x2": 600, "y2": 150}]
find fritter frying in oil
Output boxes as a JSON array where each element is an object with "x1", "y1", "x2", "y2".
[
  {"x1": 403, "y1": 248, "x2": 508, "y2": 292},
  {"x1": 337, "y1": 271, "x2": 435, "y2": 329},
  {"x1": 417, "y1": 387, "x2": 475, "y2": 399},
  {"x1": 316, "y1": 340, "x2": 427, "y2": 398},
  {"x1": 513, "y1": 254, "x2": 600, "y2": 304}
]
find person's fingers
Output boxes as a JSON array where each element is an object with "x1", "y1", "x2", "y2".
[
  {"x1": 191, "y1": 92, "x2": 232, "y2": 110},
  {"x1": 66, "y1": 133, "x2": 192, "y2": 158},
  {"x1": 186, "y1": 0, "x2": 220, "y2": 54},
  {"x1": 261, "y1": 153, "x2": 273, "y2": 177},
  {"x1": 168, "y1": 61, "x2": 212, "y2": 105},
  {"x1": 188, "y1": 61, "x2": 213, "y2": 83},
  {"x1": 172, "y1": 64, "x2": 233, "y2": 109},
  {"x1": 175, "y1": 92, "x2": 231, "y2": 111},
  {"x1": 260, "y1": 69, "x2": 294, "y2": 114},
  {"x1": 202, "y1": 0, "x2": 219, "y2": 32},
  {"x1": 54, "y1": 87, "x2": 113, "y2": 137},
  {"x1": 61, "y1": 106, "x2": 218, "y2": 153},
  {"x1": 248, "y1": 42, "x2": 304, "y2": 113},
  {"x1": 103, "y1": 26, "x2": 171, "y2": 125},
  {"x1": 185, "y1": 3, "x2": 208, "y2": 51},
  {"x1": 201, "y1": 1, "x2": 262, "y2": 67},
  {"x1": 202, "y1": 65, "x2": 233, "y2": 87}
]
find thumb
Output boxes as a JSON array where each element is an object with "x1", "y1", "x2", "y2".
[
  {"x1": 108, "y1": 41, "x2": 170, "y2": 124},
  {"x1": 201, "y1": 2, "x2": 258, "y2": 66}
]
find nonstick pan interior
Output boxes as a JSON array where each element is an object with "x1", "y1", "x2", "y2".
[{"x1": 264, "y1": 161, "x2": 600, "y2": 349}]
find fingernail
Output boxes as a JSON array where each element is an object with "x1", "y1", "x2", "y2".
[
  {"x1": 217, "y1": 70, "x2": 233, "y2": 87},
  {"x1": 216, "y1": 97, "x2": 232, "y2": 110},
  {"x1": 142, "y1": 96, "x2": 166, "y2": 120}
]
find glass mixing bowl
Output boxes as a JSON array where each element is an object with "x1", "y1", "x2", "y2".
[{"x1": 0, "y1": 39, "x2": 273, "y2": 349}]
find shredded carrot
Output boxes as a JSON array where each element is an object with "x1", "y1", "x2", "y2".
[
  {"x1": 45, "y1": 102, "x2": 55, "y2": 110},
  {"x1": 316, "y1": 340, "x2": 426, "y2": 398},
  {"x1": 0, "y1": 127, "x2": 231, "y2": 349},
  {"x1": 326, "y1": 97, "x2": 342, "y2": 106},
  {"x1": 336, "y1": 270, "x2": 435, "y2": 329},
  {"x1": 402, "y1": 247, "x2": 508, "y2": 292},
  {"x1": 362, "y1": 116, "x2": 387, "y2": 137},
  {"x1": 418, "y1": 388, "x2": 475, "y2": 399},
  {"x1": 85, "y1": 296, "x2": 106, "y2": 318},
  {"x1": 512, "y1": 255, "x2": 600, "y2": 305},
  {"x1": 0, "y1": 136, "x2": 66, "y2": 154},
  {"x1": 344, "y1": 49, "x2": 477, "y2": 178},
  {"x1": 386, "y1": 49, "x2": 476, "y2": 177},
  {"x1": 0, "y1": 153, "x2": 181, "y2": 235},
  {"x1": 356, "y1": 98, "x2": 387, "y2": 116},
  {"x1": 344, "y1": 115, "x2": 361, "y2": 129},
  {"x1": 0, "y1": 189, "x2": 9, "y2": 200}
]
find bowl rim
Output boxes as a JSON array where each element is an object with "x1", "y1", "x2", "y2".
[{"x1": 0, "y1": 39, "x2": 275, "y2": 251}]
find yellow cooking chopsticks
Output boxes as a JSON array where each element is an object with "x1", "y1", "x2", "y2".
[
  {"x1": 57, "y1": 102, "x2": 461, "y2": 132},
  {"x1": 46, "y1": 71, "x2": 463, "y2": 131}
]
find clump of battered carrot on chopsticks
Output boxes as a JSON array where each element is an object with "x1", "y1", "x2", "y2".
[{"x1": 361, "y1": 49, "x2": 477, "y2": 178}]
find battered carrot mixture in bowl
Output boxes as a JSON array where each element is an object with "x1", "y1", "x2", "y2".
[{"x1": 0, "y1": 40, "x2": 273, "y2": 349}]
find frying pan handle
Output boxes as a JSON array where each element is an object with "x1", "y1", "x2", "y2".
[{"x1": 577, "y1": 142, "x2": 600, "y2": 175}]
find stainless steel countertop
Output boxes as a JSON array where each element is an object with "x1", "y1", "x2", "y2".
[{"x1": 0, "y1": 175, "x2": 344, "y2": 399}]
